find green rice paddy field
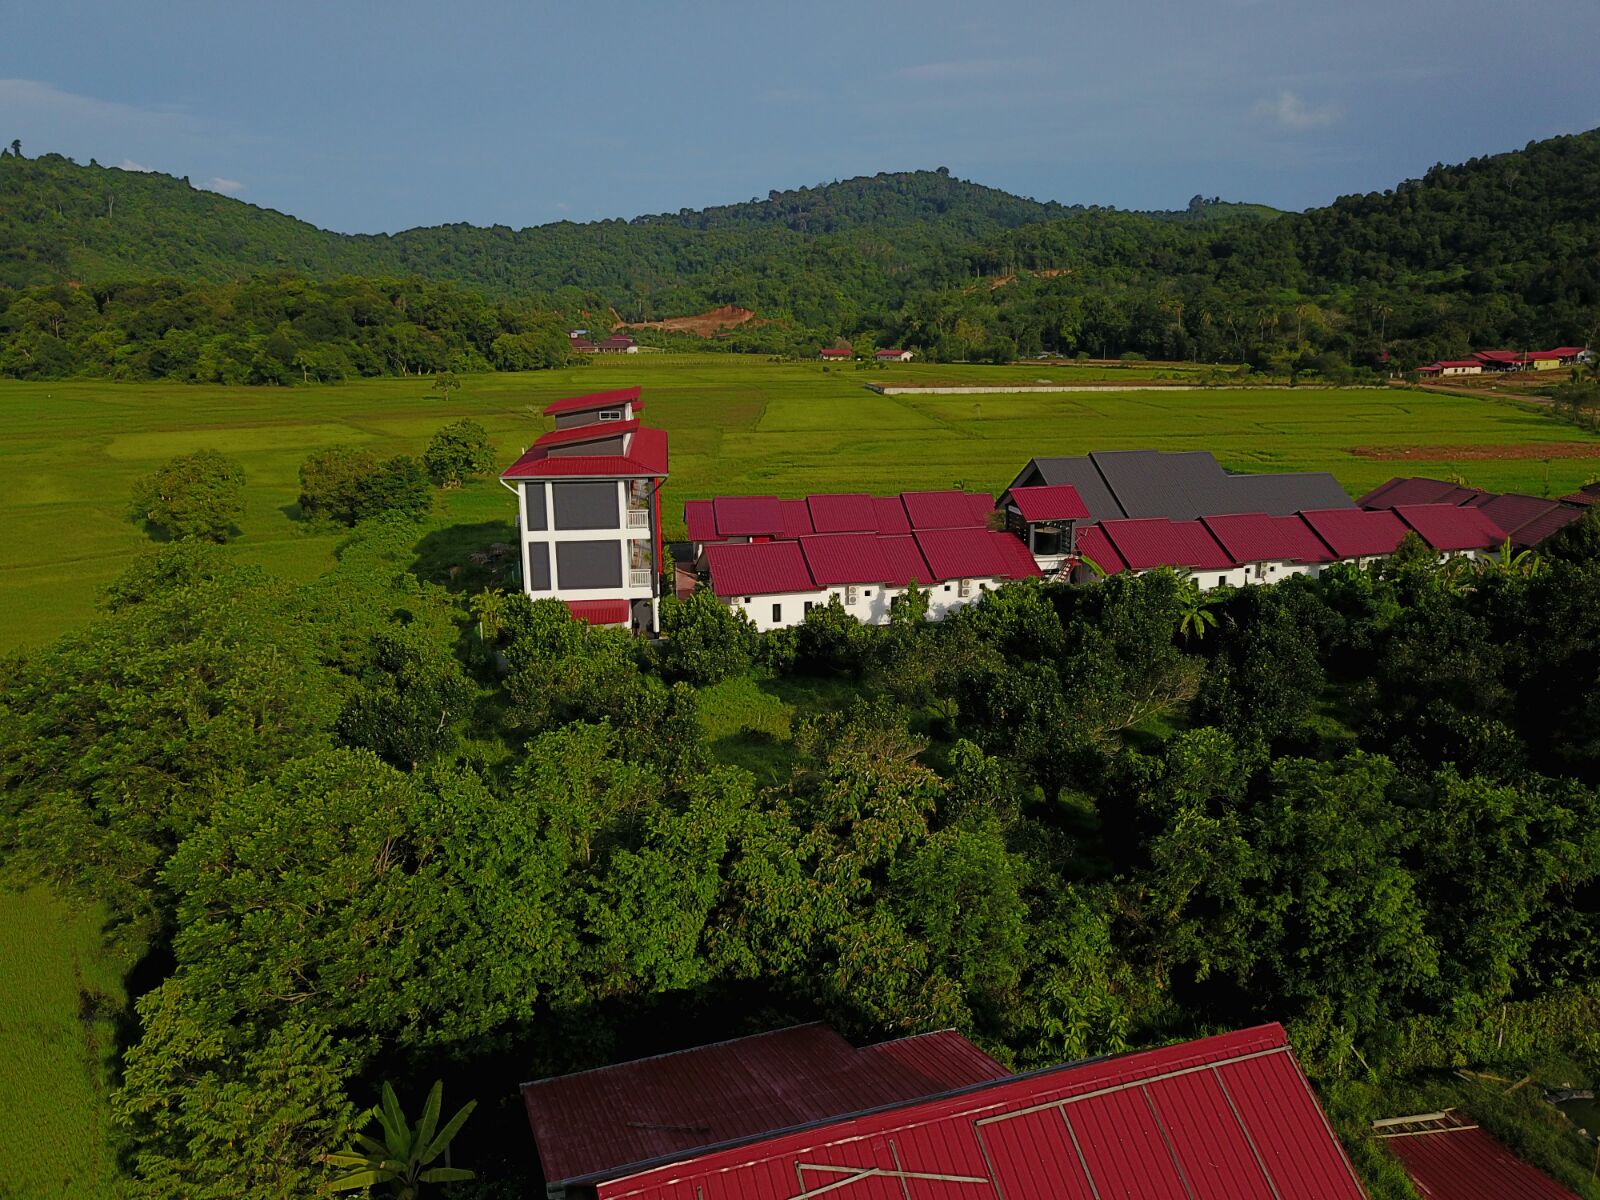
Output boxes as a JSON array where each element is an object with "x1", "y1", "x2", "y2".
[{"x1": 1, "y1": 353, "x2": 1597, "y2": 653}]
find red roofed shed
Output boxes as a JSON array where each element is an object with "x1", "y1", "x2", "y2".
[
  {"x1": 872, "y1": 495, "x2": 912, "y2": 534},
  {"x1": 1100, "y1": 517, "x2": 1236, "y2": 571},
  {"x1": 800, "y1": 534, "x2": 892, "y2": 586},
  {"x1": 683, "y1": 500, "x2": 717, "y2": 543},
  {"x1": 1006, "y1": 484, "x2": 1091, "y2": 522},
  {"x1": 1379, "y1": 1110, "x2": 1579, "y2": 1200},
  {"x1": 711, "y1": 496, "x2": 784, "y2": 538},
  {"x1": 586, "y1": 1023, "x2": 1366, "y2": 1200},
  {"x1": 988, "y1": 531, "x2": 1045, "y2": 578},
  {"x1": 704, "y1": 541, "x2": 813, "y2": 597},
  {"x1": 807, "y1": 493, "x2": 880, "y2": 534},
  {"x1": 903, "y1": 490, "x2": 991, "y2": 530},
  {"x1": 914, "y1": 526, "x2": 1008, "y2": 579},
  {"x1": 1202, "y1": 513, "x2": 1336, "y2": 564},
  {"x1": 877, "y1": 535, "x2": 935, "y2": 585},
  {"x1": 1358, "y1": 477, "x2": 1485, "y2": 509},
  {"x1": 779, "y1": 499, "x2": 816, "y2": 538}
]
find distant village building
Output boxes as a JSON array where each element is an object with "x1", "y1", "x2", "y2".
[
  {"x1": 874, "y1": 347, "x2": 914, "y2": 362},
  {"x1": 597, "y1": 335, "x2": 638, "y2": 354},
  {"x1": 1417, "y1": 359, "x2": 1482, "y2": 376},
  {"x1": 818, "y1": 347, "x2": 853, "y2": 361}
]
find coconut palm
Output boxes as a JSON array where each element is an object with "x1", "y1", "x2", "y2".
[{"x1": 322, "y1": 1081, "x2": 476, "y2": 1198}]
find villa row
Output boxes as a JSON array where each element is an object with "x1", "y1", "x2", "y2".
[
  {"x1": 499, "y1": 389, "x2": 1584, "y2": 634},
  {"x1": 1416, "y1": 346, "x2": 1591, "y2": 376}
]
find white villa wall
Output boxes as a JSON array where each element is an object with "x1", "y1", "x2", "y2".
[
  {"x1": 729, "y1": 589, "x2": 827, "y2": 632},
  {"x1": 517, "y1": 478, "x2": 659, "y2": 629}
]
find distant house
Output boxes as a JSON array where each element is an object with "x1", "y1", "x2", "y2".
[
  {"x1": 818, "y1": 347, "x2": 853, "y2": 361},
  {"x1": 597, "y1": 335, "x2": 638, "y2": 354},
  {"x1": 1419, "y1": 359, "x2": 1482, "y2": 376},
  {"x1": 875, "y1": 348, "x2": 914, "y2": 362},
  {"x1": 1522, "y1": 349, "x2": 1568, "y2": 371},
  {"x1": 1474, "y1": 349, "x2": 1523, "y2": 371},
  {"x1": 568, "y1": 334, "x2": 599, "y2": 353}
]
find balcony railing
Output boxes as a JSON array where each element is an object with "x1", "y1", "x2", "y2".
[
  {"x1": 629, "y1": 569, "x2": 652, "y2": 589},
  {"x1": 626, "y1": 508, "x2": 649, "y2": 529}
]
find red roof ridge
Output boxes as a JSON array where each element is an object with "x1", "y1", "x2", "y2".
[
  {"x1": 542, "y1": 387, "x2": 642, "y2": 416},
  {"x1": 533, "y1": 418, "x2": 639, "y2": 448}
]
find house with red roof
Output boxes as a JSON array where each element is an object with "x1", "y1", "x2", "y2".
[
  {"x1": 597, "y1": 335, "x2": 638, "y2": 354},
  {"x1": 1202, "y1": 512, "x2": 1338, "y2": 582},
  {"x1": 818, "y1": 347, "x2": 853, "y2": 361},
  {"x1": 874, "y1": 347, "x2": 914, "y2": 362},
  {"x1": 500, "y1": 387, "x2": 667, "y2": 633},
  {"x1": 522, "y1": 1022, "x2": 1367, "y2": 1200},
  {"x1": 1417, "y1": 359, "x2": 1482, "y2": 376}
]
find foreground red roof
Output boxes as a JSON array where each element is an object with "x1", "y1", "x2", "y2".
[
  {"x1": 914, "y1": 526, "x2": 1009, "y2": 579},
  {"x1": 1394, "y1": 503, "x2": 1506, "y2": 551},
  {"x1": 711, "y1": 495, "x2": 783, "y2": 538},
  {"x1": 1074, "y1": 524, "x2": 1126, "y2": 574},
  {"x1": 1359, "y1": 477, "x2": 1484, "y2": 508},
  {"x1": 683, "y1": 499, "x2": 717, "y2": 542},
  {"x1": 704, "y1": 541, "x2": 813, "y2": 597},
  {"x1": 903, "y1": 490, "x2": 992, "y2": 530},
  {"x1": 799, "y1": 533, "x2": 892, "y2": 586},
  {"x1": 501, "y1": 426, "x2": 668, "y2": 480},
  {"x1": 819, "y1": 348, "x2": 852, "y2": 358},
  {"x1": 1007, "y1": 484, "x2": 1091, "y2": 522},
  {"x1": 779, "y1": 499, "x2": 816, "y2": 538},
  {"x1": 524, "y1": 1025, "x2": 1007, "y2": 1191},
  {"x1": 1100, "y1": 517, "x2": 1236, "y2": 571},
  {"x1": 542, "y1": 387, "x2": 642, "y2": 417},
  {"x1": 1382, "y1": 1111, "x2": 1579, "y2": 1200},
  {"x1": 1300, "y1": 507, "x2": 1408, "y2": 558},
  {"x1": 564, "y1": 599, "x2": 629, "y2": 625},
  {"x1": 988, "y1": 530, "x2": 1045, "y2": 578},
  {"x1": 1202, "y1": 513, "x2": 1337, "y2": 564},
  {"x1": 533, "y1": 418, "x2": 639, "y2": 449},
  {"x1": 876, "y1": 534, "x2": 935, "y2": 584},
  {"x1": 594, "y1": 1023, "x2": 1365, "y2": 1200}
]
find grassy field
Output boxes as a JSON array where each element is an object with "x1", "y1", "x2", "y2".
[
  {"x1": 0, "y1": 886, "x2": 125, "y2": 1200},
  {"x1": 3, "y1": 352, "x2": 1598, "y2": 652}
]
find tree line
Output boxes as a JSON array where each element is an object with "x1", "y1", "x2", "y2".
[{"x1": 4, "y1": 500, "x2": 1600, "y2": 1196}]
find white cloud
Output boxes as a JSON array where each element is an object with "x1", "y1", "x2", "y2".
[
  {"x1": 0, "y1": 78, "x2": 206, "y2": 138},
  {"x1": 1253, "y1": 90, "x2": 1341, "y2": 131},
  {"x1": 204, "y1": 177, "x2": 244, "y2": 194},
  {"x1": 116, "y1": 158, "x2": 153, "y2": 172}
]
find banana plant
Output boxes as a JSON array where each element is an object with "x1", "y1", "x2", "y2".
[{"x1": 322, "y1": 1081, "x2": 476, "y2": 1198}]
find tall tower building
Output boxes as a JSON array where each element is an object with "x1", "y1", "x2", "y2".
[{"x1": 499, "y1": 387, "x2": 668, "y2": 633}]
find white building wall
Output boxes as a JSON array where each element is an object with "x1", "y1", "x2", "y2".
[
  {"x1": 517, "y1": 478, "x2": 660, "y2": 626},
  {"x1": 729, "y1": 590, "x2": 828, "y2": 632}
]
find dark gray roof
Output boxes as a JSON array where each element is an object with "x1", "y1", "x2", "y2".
[
  {"x1": 1011, "y1": 450, "x2": 1353, "y2": 522},
  {"x1": 1007, "y1": 456, "x2": 1126, "y2": 520}
]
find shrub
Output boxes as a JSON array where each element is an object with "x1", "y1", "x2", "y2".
[
  {"x1": 658, "y1": 589, "x2": 757, "y2": 685},
  {"x1": 128, "y1": 449, "x2": 245, "y2": 542},
  {"x1": 423, "y1": 419, "x2": 495, "y2": 488},
  {"x1": 299, "y1": 447, "x2": 432, "y2": 526}
]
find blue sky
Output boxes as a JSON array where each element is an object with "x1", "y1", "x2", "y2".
[{"x1": 6, "y1": 0, "x2": 1598, "y2": 234}]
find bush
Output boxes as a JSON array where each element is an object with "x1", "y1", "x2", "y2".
[
  {"x1": 128, "y1": 449, "x2": 245, "y2": 542},
  {"x1": 299, "y1": 447, "x2": 432, "y2": 526},
  {"x1": 423, "y1": 419, "x2": 495, "y2": 488},
  {"x1": 658, "y1": 589, "x2": 757, "y2": 685}
]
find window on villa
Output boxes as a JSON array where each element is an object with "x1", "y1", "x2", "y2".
[
  {"x1": 804, "y1": 601, "x2": 816, "y2": 614},
  {"x1": 598, "y1": 409, "x2": 624, "y2": 421},
  {"x1": 743, "y1": 596, "x2": 752, "y2": 604},
  {"x1": 772, "y1": 603, "x2": 782, "y2": 622}
]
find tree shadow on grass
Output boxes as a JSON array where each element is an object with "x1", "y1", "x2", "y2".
[{"x1": 411, "y1": 520, "x2": 519, "y2": 594}]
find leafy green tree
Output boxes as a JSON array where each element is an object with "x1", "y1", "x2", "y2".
[
  {"x1": 322, "y1": 1081, "x2": 475, "y2": 1197},
  {"x1": 335, "y1": 630, "x2": 475, "y2": 767},
  {"x1": 430, "y1": 369, "x2": 461, "y2": 401},
  {"x1": 128, "y1": 449, "x2": 245, "y2": 542},
  {"x1": 422, "y1": 419, "x2": 495, "y2": 488},
  {"x1": 657, "y1": 588, "x2": 757, "y2": 684},
  {"x1": 299, "y1": 446, "x2": 431, "y2": 525}
]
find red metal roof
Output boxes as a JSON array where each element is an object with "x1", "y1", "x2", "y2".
[
  {"x1": 1100, "y1": 518, "x2": 1237, "y2": 571},
  {"x1": 914, "y1": 526, "x2": 1009, "y2": 579},
  {"x1": 1547, "y1": 346, "x2": 1587, "y2": 358},
  {"x1": 534, "y1": 418, "x2": 640, "y2": 449},
  {"x1": 1475, "y1": 349, "x2": 1521, "y2": 364},
  {"x1": 877, "y1": 535, "x2": 935, "y2": 584},
  {"x1": 711, "y1": 496, "x2": 784, "y2": 538},
  {"x1": 1503, "y1": 505, "x2": 1581, "y2": 546},
  {"x1": 872, "y1": 496, "x2": 912, "y2": 534},
  {"x1": 989, "y1": 531, "x2": 1045, "y2": 578},
  {"x1": 1074, "y1": 524, "x2": 1126, "y2": 575},
  {"x1": 1299, "y1": 507, "x2": 1409, "y2": 558},
  {"x1": 1435, "y1": 359, "x2": 1482, "y2": 368},
  {"x1": 800, "y1": 534, "x2": 892, "y2": 586},
  {"x1": 779, "y1": 499, "x2": 816, "y2": 538},
  {"x1": 1358, "y1": 477, "x2": 1485, "y2": 508},
  {"x1": 1383, "y1": 1111, "x2": 1580, "y2": 1200},
  {"x1": 594, "y1": 1023, "x2": 1365, "y2": 1200},
  {"x1": 1393, "y1": 503, "x2": 1506, "y2": 551},
  {"x1": 807, "y1": 493, "x2": 879, "y2": 534},
  {"x1": 819, "y1": 348, "x2": 853, "y2": 358},
  {"x1": 502, "y1": 426, "x2": 668, "y2": 480},
  {"x1": 1202, "y1": 513, "x2": 1337, "y2": 564},
  {"x1": 1008, "y1": 484, "x2": 1091, "y2": 522},
  {"x1": 565, "y1": 599, "x2": 630, "y2": 625},
  {"x1": 523, "y1": 1025, "x2": 1008, "y2": 1190},
  {"x1": 705, "y1": 541, "x2": 814, "y2": 597},
  {"x1": 542, "y1": 387, "x2": 642, "y2": 417},
  {"x1": 683, "y1": 500, "x2": 717, "y2": 542},
  {"x1": 903, "y1": 490, "x2": 991, "y2": 530}
]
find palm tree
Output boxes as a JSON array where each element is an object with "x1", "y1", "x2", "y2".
[
  {"x1": 322, "y1": 1081, "x2": 476, "y2": 1198},
  {"x1": 469, "y1": 587, "x2": 509, "y2": 643},
  {"x1": 1175, "y1": 578, "x2": 1219, "y2": 641},
  {"x1": 1477, "y1": 538, "x2": 1544, "y2": 579}
]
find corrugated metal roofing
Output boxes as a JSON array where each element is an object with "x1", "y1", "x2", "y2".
[
  {"x1": 1094, "y1": 449, "x2": 1237, "y2": 520},
  {"x1": 565, "y1": 599, "x2": 630, "y2": 625},
  {"x1": 704, "y1": 541, "x2": 814, "y2": 597},
  {"x1": 594, "y1": 1023, "x2": 1366, "y2": 1200},
  {"x1": 502, "y1": 426, "x2": 669, "y2": 480},
  {"x1": 1202, "y1": 513, "x2": 1337, "y2": 564},
  {"x1": 1074, "y1": 525, "x2": 1126, "y2": 575},
  {"x1": 914, "y1": 527, "x2": 1009, "y2": 578},
  {"x1": 1502, "y1": 504, "x2": 1580, "y2": 547},
  {"x1": 877, "y1": 535, "x2": 935, "y2": 585},
  {"x1": 988, "y1": 531, "x2": 1045, "y2": 578},
  {"x1": 1100, "y1": 518, "x2": 1236, "y2": 571},
  {"x1": 523, "y1": 1024, "x2": 1008, "y2": 1190},
  {"x1": 1227, "y1": 470, "x2": 1357, "y2": 514},
  {"x1": 1467, "y1": 492, "x2": 1572, "y2": 549},
  {"x1": 1394, "y1": 504, "x2": 1506, "y2": 551},
  {"x1": 872, "y1": 496, "x2": 912, "y2": 534},
  {"x1": 800, "y1": 534, "x2": 893, "y2": 586},
  {"x1": 1382, "y1": 1111, "x2": 1580, "y2": 1200},
  {"x1": 683, "y1": 500, "x2": 717, "y2": 542},
  {"x1": 534, "y1": 418, "x2": 640, "y2": 448},
  {"x1": 1008, "y1": 484, "x2": 1091, "y2": 522},
  {"x1": 1015, "y1": 455, "x2": 1128, "y2": 520},
  {"x1": 902, "y1": 490, "x2": 991, "y2": 530},
  {"x1": 807, "y1": 493, "x2": 879, "y2": 534},
  {"x1": 1359, "y1": 476, "x2": 1484, "y2": 508},
  {"x1": 778, "y1": 499, "x2": 816, "y2": 538},
  {"x1": 1299, "y1": 507, "x2": 1409, "y2": 558},
  {"x1": 542, "y1": 387, "x2": 642, "y2": 416},
  {"x1": 712, "y1": 496, "x2": 784, "y2": 538}
]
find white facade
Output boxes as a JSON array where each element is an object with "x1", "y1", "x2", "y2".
[
  {"x1": 1440, "y1": 363, "x2": 1482, "y2": 376},
  {"x1": 725, "y1": 577, "x2": 1004, "y2": 630},
  {"x1": 511, "y1": 477, "x2": 660, "y2": 629}
]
